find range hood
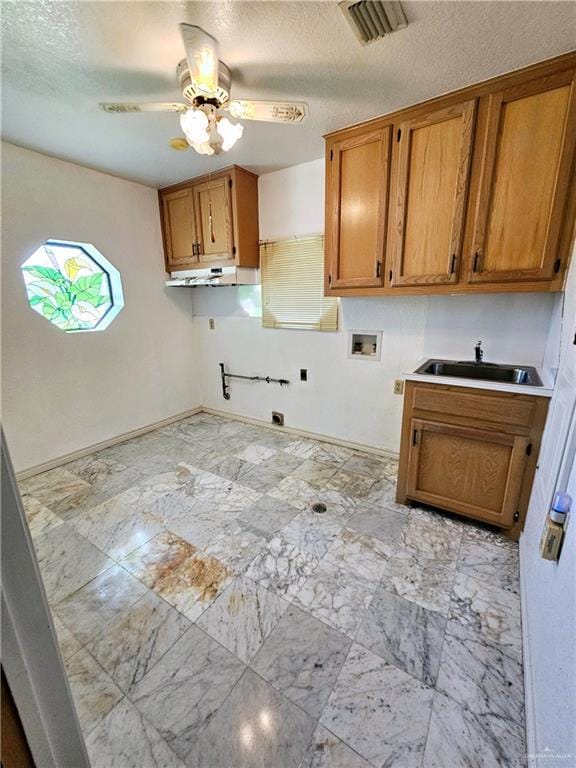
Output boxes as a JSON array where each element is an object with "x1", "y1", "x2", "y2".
[{"x1": 165, "y1": 266, "x2": 259, "y2": 287}]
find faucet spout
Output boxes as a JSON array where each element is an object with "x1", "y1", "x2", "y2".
[{"x1": 475, "y1": 340, "x2": 484, "y2": 364}]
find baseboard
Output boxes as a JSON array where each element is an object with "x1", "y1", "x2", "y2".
[
  {"x1": 16, "y1": 407, "x2": 203, "y2": 481},
  {"x1": 202, "y1": 406, "x2": 400, "y2": 460},
  {"x1": 16, "y1": 405, "x2": 399, "y2": 481},
  {"x1": 520, "y1": 534, "x2": 538, "y2": 768}
]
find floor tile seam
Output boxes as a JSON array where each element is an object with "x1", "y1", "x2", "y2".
[
  {"x1": 306, "y1": 720, "x2": 381, "y2": 768},
  {"x1": 91, "y1": 693, "x2": 188, "y2": 765},
  {"x1": 345, "y1": 585, "x2": 444, "y2": 692},
  {"x1": 64, "y1": 644, "x2": 126, "y2": 740},
  {"x1": 121, "y1": 619, "x2": 250, "y2": 718},
  {"x1": 80, "y1": 581, "x2": 194, "y2": 672},
  {"x1": 416, "y1": 523, "x2": 466, "y2": 756}
]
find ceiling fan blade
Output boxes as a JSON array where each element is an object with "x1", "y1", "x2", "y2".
[
  {"x1": 227, "y1": 100, "x2": 308, "y2": 124},
  {"x1": 179, "y1": 24, "x2": 220, "y2": 99},
  {"x1": 100, "y1": 102, "x2": 187, "y2": 113},
  {"x1": 169, "y1": 137, "x2": 190, "y2": 151}
]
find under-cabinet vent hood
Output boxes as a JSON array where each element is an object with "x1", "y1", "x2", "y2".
[{"x1": 165, "y1": 266, "x2": 259, "y2": 287}]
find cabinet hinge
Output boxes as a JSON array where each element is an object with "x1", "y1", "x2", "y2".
[
  {"x1": 526, "y1": 443, "x2": 532, "y2": 456},
  {"x1": 396, "y1": 129, "x2": 401, "y2": 142},
  {"x1": 553, "y1": 258, "x2": 561, "y2": 274},
  {"x1": 329, "y1": 149, "x2": 333, "y2": 161},
  {"x1": 513, "y1": 511, "x2": 520, "y2": 522}
]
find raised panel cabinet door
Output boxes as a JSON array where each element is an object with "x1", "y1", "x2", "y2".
[
  {"x1": 468, "y1": 69, "x2": 576, "y2": 284},
  {"x1": 406, "y1": 419, "x2": 528, "y2": 528},
  {"x1": 194, "y1": 177, "x2": 234, "y2": 262},
  {"x1": 161, "y1": 188, "x2": 198, "y2": 268},
  {"x1": 327, "y1": 128, "x2": 391, "y2": 288},
  {"x1": 388, "y1": 101, "x2": 476, "y2": 287}
]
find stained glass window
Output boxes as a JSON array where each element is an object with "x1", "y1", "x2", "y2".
[{"x1": 21, "y1": 240, "x2": 124, "y2": 332}]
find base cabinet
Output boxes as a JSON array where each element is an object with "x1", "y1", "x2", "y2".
[{"x1": 397, "y1": 382, "x2": 549, "y2": 539}]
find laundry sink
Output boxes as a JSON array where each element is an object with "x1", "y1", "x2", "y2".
[{"x1": 414, "y1": 359, "x2": 543, "y2": 386}]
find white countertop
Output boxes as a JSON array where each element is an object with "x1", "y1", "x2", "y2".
[{"x1": 403, "y1": 359, "x2": 555, "y2": 398}]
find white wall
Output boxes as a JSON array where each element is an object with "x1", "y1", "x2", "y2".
[
  {"x1": 192, "y1": 159, "x2": 556, "y2": 453},
  {"x1": 1, "y1": 143, "x2": 201, "y2": 472},
  {"x1": 520, "y1": 245, "x2": 576, "y2": 766}
]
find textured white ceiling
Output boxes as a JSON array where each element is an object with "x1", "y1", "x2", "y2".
[{"x1": 2, "y1": 1, "x2": 575, "y2": 187}]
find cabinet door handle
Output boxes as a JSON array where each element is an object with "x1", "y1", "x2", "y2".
[
  {"x1": 412, "y1": 429, "x2": 418, "y2": 446},
  {"x1": 376, "y1": 260, "x2": 382, "y2": 278},
  {"x1": 450, "y1": 254, "x2": 457, "y2": 274},
  {"x1": 196, "y1": 241, "x2": 201, "y2": 256},
  {"x1": 473, "y1": 252, "x2": 481, "y2": 272},
  {"x1": 192, "y1": 242, "x2": 197, "y2": 256}
]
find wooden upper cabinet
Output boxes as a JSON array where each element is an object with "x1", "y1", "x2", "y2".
[
  {"x1": 324, "y1": 52, "x2": 576, "y2": 296},
  {"x1": 388, "y1": 101, "x2": 476, "y2": 287},
  {"x1": 161, "y1": 188, "x2": 198, "y2": 269},
  {"x1": 159, "y1": 165, "x2": 259, "y2": 272},
  {"x1": 467, "y1": 70, "x2": 576, "y2": 284},
  {"x1": 327, "y1": 128, "x2": 391, "y2": 288},
  {"x1": 194, "y1": 176, "x2": 234, "y2": 263}
]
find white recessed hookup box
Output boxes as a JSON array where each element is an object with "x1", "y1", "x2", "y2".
[{"x1": 348, "y1": 331, "x2": 382, "y2": 361}]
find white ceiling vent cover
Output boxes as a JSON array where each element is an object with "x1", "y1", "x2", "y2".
[{"x1": 339, "y1": 1, "x2": 407, "y2": 45}]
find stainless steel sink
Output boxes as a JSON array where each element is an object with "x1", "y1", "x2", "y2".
[{"x1": 415, "y1": 359, "x2": 542, "y2": 386}]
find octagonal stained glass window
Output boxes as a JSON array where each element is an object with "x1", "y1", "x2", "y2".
[{"x1": 21, "y1": 240, "x2": 124, "y2": 332}]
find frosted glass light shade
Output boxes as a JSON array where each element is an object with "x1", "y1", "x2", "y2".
[
  {"x1": 217, "y1": 117, "x2": 243, "y2": 152},
  {"x1": 180, "y1": 109, "x2": 210, "y2": 144}
]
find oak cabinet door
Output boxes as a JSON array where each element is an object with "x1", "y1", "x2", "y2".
[
  {"x1": 327, "y1": 128, "x2": 391, "y2": 289},
  {"x1": 161, "y1": 188, "x2": 198, "y2": 269},
  {"x1": 388, "y1": 101, "x2": 476, "y2": 287},
  {"x1": 194, "y1": 176, "x2": 234, "y2": 262},
  {"x1": 406, "y1": 419, "x2": 528, "y2": 528},
  {"x1": 468, "y1": 69, "x2": 576, "y2": 284}
]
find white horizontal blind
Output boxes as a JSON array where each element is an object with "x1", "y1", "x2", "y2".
[{"x1": 261, "y1": 236, "x2": 338, "y2": 331}]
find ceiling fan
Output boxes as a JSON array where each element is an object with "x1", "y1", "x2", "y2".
[{"x1": 99, "y1": 24, "x2": 309, "y2": 156}]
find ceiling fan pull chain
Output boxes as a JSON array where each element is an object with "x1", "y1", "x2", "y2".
[{"x1": 209, "y1": 198, "x2": 216, "y2": 243}]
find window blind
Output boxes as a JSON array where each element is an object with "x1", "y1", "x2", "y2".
[{"x1": 260, "y1": 235, "x2": 338, "y2": 331}]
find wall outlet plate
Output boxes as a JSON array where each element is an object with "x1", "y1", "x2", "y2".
[
  {"x1": 272, "y1": 411, "x2": 284, "y2": 426},
  {"x1": 394, "y1": 379, "x2": 405, "y2": 395}
]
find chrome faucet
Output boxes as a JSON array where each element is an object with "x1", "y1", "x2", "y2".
[{"x1": 474, "y1": 340, "x2": 484, "y2": 364}]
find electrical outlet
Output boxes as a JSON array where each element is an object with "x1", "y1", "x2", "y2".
[
  {"x1": 393, "y1": 379, "x2": 404, "y2": 395},
  {"x1": 300, "y1": 369, "x2": 308, "y2": 382},
  {"x1": 209, "y1": 318, "x2": 215, "y2": 330}
]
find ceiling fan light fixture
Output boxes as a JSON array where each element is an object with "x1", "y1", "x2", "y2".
[
  {"x1": 191, "y1": 140, "x2": 215, "y2": 156},
  {"x1": 180, "y1": 108, "x2": 210, "y2": 144},
  {"x1": 217, "y1": 117, "x2": 244, "y2": 152}
]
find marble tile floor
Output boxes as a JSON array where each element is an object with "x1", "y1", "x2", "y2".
[{"x1": 19, "y1": 412, "x2": 525, "y2": 768}]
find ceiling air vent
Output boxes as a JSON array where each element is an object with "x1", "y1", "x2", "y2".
[{"x1": 339, "y1": 0, "x2": 407, "y2": 45}]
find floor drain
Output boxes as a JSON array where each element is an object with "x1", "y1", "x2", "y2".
[{"x1": 311, "y1": 502, "x2": 327, "y2": 514}]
